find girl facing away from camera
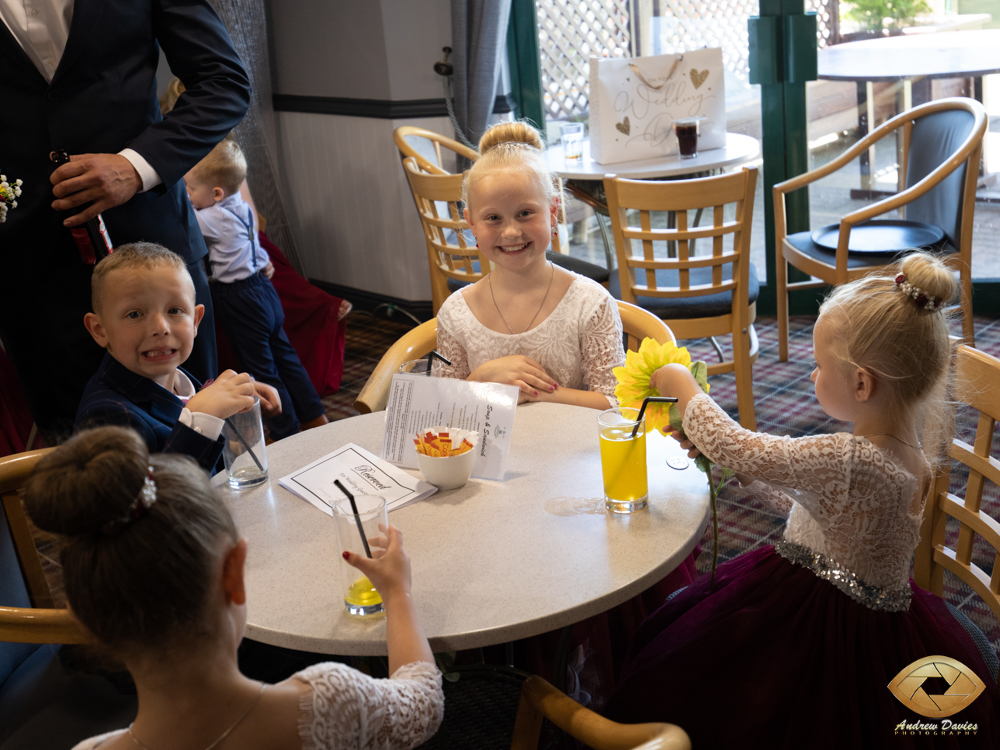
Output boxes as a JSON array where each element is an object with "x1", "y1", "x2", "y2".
[
  {"x1": 435, "y1": 120, "x2": 625, "y2": 409},
  {"x1": 24, "y1": 426, "x2": 443, "y2": 750},
  {"x1": 604, "y1": 253, "x2": 998, "y2": 748}
]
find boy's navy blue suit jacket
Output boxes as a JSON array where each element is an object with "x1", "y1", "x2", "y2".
[
  {"x1": 0, "y1": 0, "x2": 250, "y2": 429},
  {"x1": 76, "y1": 354, "x2": 224, "y2": 473}
]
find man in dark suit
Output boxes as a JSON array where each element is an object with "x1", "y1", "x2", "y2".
[{"x1": 0, "y1": 0, "x2": 250, "y2": 436}]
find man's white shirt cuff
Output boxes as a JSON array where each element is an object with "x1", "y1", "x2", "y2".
[
  {"x1": 118, "y1": 148, "x2": 163, "y2": 193},
  {"x1": 179, "y1": 408, "x2": 224, "y2": 441}
]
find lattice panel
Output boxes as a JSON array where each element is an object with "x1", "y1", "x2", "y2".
[
  {"x1": 536, "y1": 0, "x2": 839, "y2": 122},
  {"x1": 537, "y1": 0, "x2": 632, "y2": 120}
]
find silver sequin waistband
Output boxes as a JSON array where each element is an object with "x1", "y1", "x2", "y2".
[{"x1": 775, "y1": 540, "x2": 912, "y2": 613}]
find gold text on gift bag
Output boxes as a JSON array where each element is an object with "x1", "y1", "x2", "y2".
[{"x1": 887, "y1": 656, "x2": 986, "y2": 718}]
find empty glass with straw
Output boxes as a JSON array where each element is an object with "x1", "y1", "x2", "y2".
[
  {"x1": 332, "y1": 481, "x2": 388, "y2": 616},
  {"x1": 222, "y1": 396, "x2": 268, "y2": 490},
  {"x1": 398, "y1": 350, "x2": 451, "y2": 376}
]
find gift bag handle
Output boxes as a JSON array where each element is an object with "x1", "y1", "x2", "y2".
[{"x1": 628, "y1": 54, "x2": 683, "y2": 90}]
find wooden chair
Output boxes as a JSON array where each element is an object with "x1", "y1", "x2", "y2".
[
  {"x1": 774, "y1": 97, "x2": 987, "y2": 360},
  {"x1": 511, "y1": 674, "x2": 690, "y2": 750},
  {"x1": 604, "y1": 167, "x2": 759, "y2": 430},
  {"x1": 403, "y1": 156, "x2": 490, "y2": 314},
  {"x1": 914, "y1": 345, "x2": 1000, "y2": 686},
  {"x1": 393, "y1": 124, "x2": 479, "y2": 176},
  {"x1": 0, "y1": 447, "x2": 84, "y2": 645},
  {"x1": 354, "y1": 301, "x2": 673, "y2": 414}
]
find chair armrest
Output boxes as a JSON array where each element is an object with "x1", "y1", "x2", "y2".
[
  {"x1": 510, "y1": 675, "x2": 691, "y2": 750},
  {"x1": 0, "y1": 606, "x2": 89, "y2": 644},
  {"x1": 354, "y1": 319, "x2": 438, "y2": 414}
]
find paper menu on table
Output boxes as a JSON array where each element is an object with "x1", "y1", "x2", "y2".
[
  {"x1": 279, "y1": 443, "x2": 436, "y2": 515},
  {"x1": 381, "y1": 374, "x2": 518, "y2": 481}
]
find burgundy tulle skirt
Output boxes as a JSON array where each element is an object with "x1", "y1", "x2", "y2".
[{"x1": 605, "y1": 546, "x2": 998, "y2": 749}]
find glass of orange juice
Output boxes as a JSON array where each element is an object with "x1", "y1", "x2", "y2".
[
  {"x1": 598, "y1": 408, "x2": 648, "y2": 513},
  {"x1": 333, "y1": 494, "x2": 387, "y2": 616}
]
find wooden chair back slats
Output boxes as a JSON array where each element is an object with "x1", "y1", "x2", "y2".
[
  {"x1": 0, "y1": 447, "x2": 87, "y2": 645},
  {"x1": 915, "y1": 345, "x2": 1000, "y2": 633},
  {"x1": 605, "y1": 167, "x2": 758, "y2": 430},
  {"x1": 403, "y1": 157, "x2": 491, "y2": 310}
]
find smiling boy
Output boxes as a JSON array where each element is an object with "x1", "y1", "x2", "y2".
[{"x1": 76, "y1": 242, "x2": 280, "y2": 471}]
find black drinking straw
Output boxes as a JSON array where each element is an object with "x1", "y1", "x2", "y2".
[
  {"x1": 224, "y1": 418, "x2": 264, "y2": 471},
  {"x1": 631, "y1": 396, "x2": 678, "y2": 438},
  {"x1": 426, "y1": 350, "x2": 452, "y2": 374},
  {"x1": 334, "y1": 480, "x2": 372, "y2": 558}
]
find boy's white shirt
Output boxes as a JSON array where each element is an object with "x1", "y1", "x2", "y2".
[{"x1": 172, "y1": 370, "x2": 224, "y2": 440}]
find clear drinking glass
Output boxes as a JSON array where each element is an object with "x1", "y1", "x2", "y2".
[
  {"x1": 597, "y1": 407, "x2": 649, "y2": 513},
  {"x1": 562, "y1": 122, "x2": 584, "y2": 160},
  {"x1": 333, "y1": 495, "x2": 388, "y2": 616},
  {"x1": 399, "y1": 358, "x2": 444, "y2": 376},
  {"x1": 674, "y1": 117, "x2": 700, "y2": 159},
  {"x1": 222, "y1": 396, "x2": 269, "y2": 490}
]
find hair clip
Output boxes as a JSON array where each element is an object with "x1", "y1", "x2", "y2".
[
  {"x1": 894, "y1": 273, "x2": 942, "y2": 310},
  {"x1": 102, "y1": 466, "x2": 157, "y2": 533}
]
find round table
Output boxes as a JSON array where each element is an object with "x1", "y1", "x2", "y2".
[
  {"x1": 543, "y1": 133, "x2": 760, "y2": 180},
  {"x1": 213, "y1": 402, "x2": 710, "y2": 656},
  {"x1": 817, "y1": 29, "x2": 1000, "y2": 82}
]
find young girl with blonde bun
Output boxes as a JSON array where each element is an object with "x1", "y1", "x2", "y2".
[
  {"x1": 24, "y1": 426, "x2": 443, "y2": 750},
  {"x1": 435, "y1": 121, "x2": 625, "y2": 409},
  {"x1": 605, "y1": 253, "x2": 997, "y2": 747}
]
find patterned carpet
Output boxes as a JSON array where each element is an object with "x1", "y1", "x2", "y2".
[{"x1": 28, "y1": 310, "x2": 1000, "y2": 659}]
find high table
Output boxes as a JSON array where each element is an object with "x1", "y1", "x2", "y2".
[
  {"x1": 544, "y1": 134, "x2": 760, "y2": 266},
  {"x1": 818, "y1": 30, "x2": 1000, "y2": 193},
  {"x1": 213, "y1": 402, "x2": 710, "y2": 656}
]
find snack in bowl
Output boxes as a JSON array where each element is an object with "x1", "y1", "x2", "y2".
[{"x1": 414, "y1": 426, "x2": 478, "y2": 490}]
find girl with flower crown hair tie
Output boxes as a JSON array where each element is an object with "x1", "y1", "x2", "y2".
[
  {"x1": 434, "y1": 121, "x2": 625, "y2": 410},
  {"x1": 603, "y1": 252, "x2": 998, "y2": 747}
]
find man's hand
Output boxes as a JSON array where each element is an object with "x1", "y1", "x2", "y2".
[{"x1": 50, "y1": 154, "x2": 142, "y2": 226}]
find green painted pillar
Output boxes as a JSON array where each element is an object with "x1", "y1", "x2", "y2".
[{"x1": 749, "y1": 1, "x2": 816, "y2": 312}]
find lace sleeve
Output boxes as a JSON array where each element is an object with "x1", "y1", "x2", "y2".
[
  {"x1": 435, "y1": 303, "x2": 471, "y2": 380},
  {"x1": 579, "y1": 292, "x2": 625, "y2": 407},
  {"x1": 744, "y1": 480, "x2": 795, "y2": 515},
  {"x1": 683, "y1": 393, "x2": 853, "y2": 519},
  {"x1": 297, "y1": 661, "x2": 444, "y2": 750}
]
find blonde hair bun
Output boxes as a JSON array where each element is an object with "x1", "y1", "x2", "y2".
[
  {"x1": 898, "y1": 252, "x2": 959, "y2": 309},
  {"x1": 478, "y1": 121, "x2": 544, "y2": 154}
]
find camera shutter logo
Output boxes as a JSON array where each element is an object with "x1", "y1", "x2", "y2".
[{"x1": 887, "y1": 656, "x2": 986, "y2": 718}]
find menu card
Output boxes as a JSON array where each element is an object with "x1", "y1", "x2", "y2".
[
  {"x1": 279, "y1": 443, "x2": 437, "y2": 515},
  {"x1": 381, "y1": 374, "x2": 518, "y2": 481}
]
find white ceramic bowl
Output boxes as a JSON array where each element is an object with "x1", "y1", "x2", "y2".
[{"x1": 414, "y1": 428, "x2": 478, "y2": 490}]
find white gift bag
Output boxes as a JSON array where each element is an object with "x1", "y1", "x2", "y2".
[{"x1": 589, "y1": 49, "x2": 726, "y2": 165}]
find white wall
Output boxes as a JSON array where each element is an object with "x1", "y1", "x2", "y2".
[{"x1": 269, "y1": 0, "x2": 455, "y2": 301}]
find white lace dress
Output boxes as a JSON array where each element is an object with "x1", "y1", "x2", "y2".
[
  {"x1": 436, "y1": 274, "x2": 625, "y2": 408},
  {"x1": 71, "y1": 661, "x2": 444, "y2": 750},
  {"x1": 683, "y1": 392, "x2": 922, "y2": 600}
]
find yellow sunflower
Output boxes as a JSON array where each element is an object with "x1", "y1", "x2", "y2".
[{"x1": 613, "y1": 338, "x2": 709, "y2": 434}]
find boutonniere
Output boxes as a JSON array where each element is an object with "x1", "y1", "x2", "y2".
[
  {"x1": 614, "y1": 338, "x2": 732, "y2": 586},
  {"x1": 0, "y1": 174, "x2": 23, "y2": 223}
]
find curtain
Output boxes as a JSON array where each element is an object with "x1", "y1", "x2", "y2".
[
  {"x1": 209, "y1": 0, "x2": 304, "y2": 274},
  {"x1": 451, "y1": 0, "x2": 514, "y2": 146}
]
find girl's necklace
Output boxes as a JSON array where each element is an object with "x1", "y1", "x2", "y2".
[
  {"x1": 861, "y1": 432, "x2": 920, "y2": 450},
  {"x1": 489, "y1": 261, "x2": 555, "y2": 335},
  {"x1": 127, "y1": 682, "x2": 267, "y2": 750}
]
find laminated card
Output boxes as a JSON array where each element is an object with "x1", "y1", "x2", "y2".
[
  {"x1": 279, "y1": 443, "x2": 437, "y2": 515},
  {"x1": 381, "y1": 374, "x2": 518, "y2": 481}
]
